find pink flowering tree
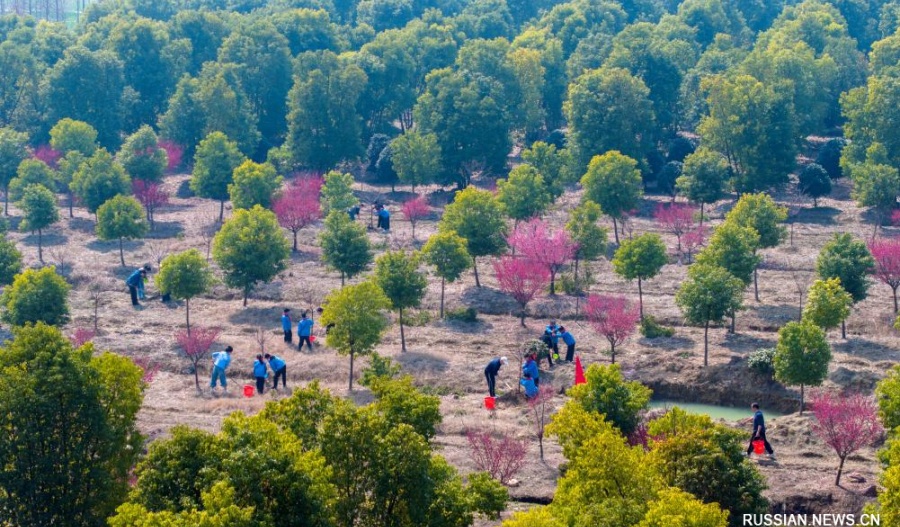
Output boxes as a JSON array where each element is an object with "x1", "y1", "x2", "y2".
[
  {"x1": 508, "y1": 218, "x2": 576, "y2": 294},
  {"x1": 868, "y1": 238, "x2": 900, "y2": 313},
  {"x1": 682, "y1": 226, "x2": 708, "y2": 263},
  {"x1": 176, "y1": 326, "x2": 221, "y2": 392},
  {"x1": 68, "y1": 327, "x2": 96, "y2": 348},
  {"x1": 158, "y1": 140, "x2": 183, "y2": 172},
  {"x1": 132, "y1": 179, "x2": 170, "y2": 228},
  {"x1": 654, "y1": 203, "x2": 696, "y2": 256},
  {"x1": 401, "y1": 196, "x2": 429, "y2": 240},
  {"x1": 132, "y1": 357, "x2": 161, "y2": 384},
  {"x1": 586, "y1": 294, "x2": 640, "y2": 364},
  {"x1": 33, "y1": 145, "x2": 61, "y2": 169},
  {"x1": 272, "y1": 176, "x2": 323, "y2": 252},
  {"x1": 494, "y1": 256, "x2": 551, "y2": 326},
  {"x1": 466, "y1": 429, "x2": 528, "y2": 485},
  {"x1": 529, "y1": 384, "x2": 555, "y2": 460},
  {"x1": 810, "y1": 390, "x2": 884, "y2": 486}
]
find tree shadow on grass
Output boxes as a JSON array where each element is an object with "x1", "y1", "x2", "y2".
[
  {"x1": 832, "y1": 338, "x2": 900, "y2": 362},
  {"x1": 751, "y1": 303, "x2": 800, "y2": 331},
  {"x1": 227, "y1": 305, "x2": 280, "y2": 327},
  {"x1": 792, "y1": 206, "x2": 840, "y2": 225},
  {"x1": 20, "y1": 231, "x2": 68, "y2": 247},
  {"x1": 86, "y1": 238, "x2": 146, "y2": 255},
  {"x1": 395, "y1": 351, "x2": 449, "y2": 374},
  {"x1": 638, "y1": 335, "x2": 695, "y2": 350},
  {"x1": 67, "y1": 217, "x2": 95, "y2": 233},
  {"x1": 146, "y1": 220, "x2": 184, "y2": 239},
  {"x1": 439, "y1": 318, "x2": 495, "y2": 334}
]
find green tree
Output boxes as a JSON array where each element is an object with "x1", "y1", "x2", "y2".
[
  {"x1": 1, "y1": 266, "x2": 70, "y2": 326},
  {"x1": 212, "y1": 205, "x2": 290, "y2": 306},
  {"x1": 390, "y1": 131, "x2": 441, "y2": 192},
  {"x1": 374, "y1": 250, "x2": 427, "y2": 352},
  {"x1": 0, "y1": 235, "x2": 22, "y2": 286},
  {"x1": 521, "y1": 140, "x2": 572, "y2": 199},
  {"x1": 71, "y1": 148, "x2": 131, "y2": 215},
  {"x1": 803, "y1": 278, "x2": 852, "y2": 333},
  {"x1": 117, "y1": 125, "x2": 167, "y2": 182},
  {"x1": 565, "y1": 200, "x2": 607, "y2": 291},
  {"x1": 156, "y1": 249, "x2": 214, "y2": 333},
  {"x1": 612, "y1": 233, "x2": 667, "y2": 319},
  {"x1": 96, "y1": 195, "x2": 148, "y2": 267},
  {"x1": 370, "y1": 375, "x2": 442, "y2": 440},
  {"x1": 191, "y1": 132, "x2": 246, "y2": 222},
  {"x1": 774, "y1": 320, "x2": 831, "y2": 413},
  {"x1": 438, "y1": 186, "x2": 507, "y2": 287},
  {"x1": 876, "y1": 365, "x2": 900, "y2": 431},
  {"x1": 110, "y1": 482, "x2": 254, "y2": 527},
  {"x1": 568, "y1": 363, "x2": 651, "y2": 437},
  {"x1": 725, "y1": 193, "x2": 787, "y2": 301},
  {"x1": 851, "y1": 161, "x2": 900, "y2": 236},
  {"x1": 696, "y1": 222, "x2": 760, "y2": 287},
  {"x1": 321, "y1": 280, "x2": 392, "y2": 391},
  {"x1": 422, "y1": 231, "x2": 471, "y2": 318},
  {"x1": 637, "y1": 489, "x2": 729, "y2": 527},
  {"x1": 9, "y1": 158, "x2": 57, "y2": 201},
  {"x1": 228, "y1": 161, "x2": 282, "y2": 210},
  {"x1": 0, "y1": 324, "x2": 144, "y2": 527},
  {"x1": 320, "y1": 170, "x2": 357, "y2": 216},
  {"x1": 676, "y1": 263, "x2": 745, "y2": 366},
  {"x1": 496, "y1": 165, "x2": 552, "y2": 224},
  {"x1": 581, "y1": 150, "x2": 643, "y2": 244},
  {"x1": 18, "y1": 184, "x2": 59, "y2": 264},
  {"x1": 816, "y1": 233, "x2": 874, "y2": 338},
  {"x1": 58, "y1": 151, "x2": 87, "y2": 217},
  {"x1": 0, "y1": 127, "x2": 29, "y2": 215},
  {"x1": 798, "y1": 163, "x2": 832, "y2": 207},
  {"x1": 48, "y1": 118, "x2": 98, "y2": 157},
  {"x1": 319, "y1": 210, "x2": 373, "y2": 286},
  {"x1": 677, "y1": 148, "x2": 729, "y2": 226}
]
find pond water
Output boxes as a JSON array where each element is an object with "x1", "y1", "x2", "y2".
[{"x1": 649, "y1": 400, "x2": 785, "y2": 422}]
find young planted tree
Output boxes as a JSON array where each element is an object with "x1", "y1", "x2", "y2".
[
  {"x1": 521, "y1": 141, "x2": 572, "y2": 199},
  {"x1": 565, "y1": 200, "x2": 607, "y2": 290},
  {"x1": 529, "y1": 384, "x2": 556, "y2": 460},
  {"x1": 465, "y1": 430, "x2": 527, "y2": 485},
  {"x1": 494, "y1": 256, "x2": 551, "y2": 326},
  {"x1": 48, "y1": 118, "x2": 98, "y2": 158},
  {"x1": 810, "y1": 391, "x2": 884, "y2": 486},
  {"x1": 96, "y1": 196, "x2": 149, "y2": 267},
  {"x1": 319, "y1": 210, "x2": 372, "y2": 286},
  {"x1": 156, "y1": 249, "x2": 215, "y2": 333},
  {"x1": 401, "y1": 196, "x2": 429, "y2": 241},
  {"x1": 212, "y1": 205, "x2": 290, "y2": 306},
  {"x1": 496, "y1": 165, "x2": 552, "y2": 225},
  {"x1": 611, "y1": 233, "x2": 667, "y2": 318},
  {"x1": 774, "y1": 321, "x2": 832, "y2": 414},
  {"x1": 175, "y1": 326, "x2": 221, "y2": 392},
  {"x1": 320, "y1": 280, "x2": 391, "y2": 391},
  {"x1": 132, "y1": 179, "x2": 169, "y2": 229},
  {"x1": 422, "y1": 231, "x2": 471, "y2": 318},
  {"x1": 374, "y1": 250, "x2": 427, "y2": 352},
  {"x1": 18, "y1": 184, "x2": 59, "y2": 264},
  {"x1": 9, "y1": 159, "x2": 58, "y2": 201},
  {"x1": 869, "y1": 238, "x2": 900, "y2": 313},
  {"x1": 320, "y1": 170, "x2": 357, "y2": 216},
  {"x1": 816, "y1": 233, "x2": 874, "y2": 338},
  {"x1": 57, "y1": 152, "x2": 87, "y2": 218},
  {"x1": 696, "y1": 222, "x2": 760, "y2": 332},
  {"x1": 71, "y1": 149, "x2": 132, "y2": 215},
  {"x1": 439, "y1": 186, "x2": 507, "y2": 287},
  {"x1": 653, "y1": 203, "x2": 696, "y2": 257},
  {"x1": 508, "y1": 218, "x2": 576, "y2": 295},
  {"x1": 1, "y1": 267, "x2": 70, "y2": 327},
  {"x1": 117, "y1": 125, "x2": 167, "y2": 182},
  {"x1": 191, "y1": 132, "x2": 246, "y2": 222},
  {"x1": 272, "y1": 176, "x2": 323, "y2": 252},
  {"x1": 0, "y1": 127, "x2": 31, "y2": 215},
  {"x1": 228, "y1": 161, "x2": 283, "y2": 210},
  {"x1": 585, "y1": 294, "x2": 640, "y2": 364},
  {"x1": 676, "y1": 148, "x2": 729, "y2": 227},
  {"x1": 725, "y1": 193, "x2": 787, "y2": 301},
  {"x1": 676, "y1": 264, "x2": 745, "y2": 366},
  {"x1": 390, "y1": 131, "x2": 441, "y2": 191},
  {"x1": 560, "y1": 363, "x2": 652, "y2": 437},
  {"x1": 798, "y1": 163, "x2": 832, "y2": 207},
  {"x1": 0, "y1": 236, "x2": 22, "y2": 286},
  {"x1": 580, "y1": 150, "x2": 643, "y2": 244},
  {"x1": 803, "y1": 278, "x2": 853, "y2": 334},
  {"x1": 852, "y1": 162, "x2": 900, "y2": 238}
]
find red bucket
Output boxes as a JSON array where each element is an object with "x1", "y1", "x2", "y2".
[
  {"x1": 752, "y1": 439, "x2": 765, "y2": 455},
  {"x1": 484, "y1": 396, "x2": 496, "y2": 410},
  {"x1": 243, "y1": 385, "x2": 254, "y2": 398},
  {"x1": 309, "y1": 335, "x2": 317, "y2": 342}
]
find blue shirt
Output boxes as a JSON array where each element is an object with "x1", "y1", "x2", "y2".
[
  {"x1": 126, "y1": 269, "x2": 143, "y2": 287},
  {"x1": 752, "y1": 410, "x2": 765, "y2": 432},
  {"x1": 253, "y1": 360, "x2": 268, "y2": 378},
  {"x1": 281, "y1": 314, "x2": 291, "y2": 331},
  {"x1": 298, "y1": 318, "x2": 314, "y2": 336},
  {"x1": 545, "y1": 325, "x2": 560, "y2": 343},
  {"x1": 523, "y1": 359, "x2": 539, "y2": 380},
  {"x1": 560, "y1": 331, "x2": 576, "y2": 346},
  {"x1": 485, "y1": 358, "x2": 503, "y2": 375},
  {"x1": 521, "y1": 378, "x2": 537, "y2": 398},
  {"x1": 212, "y1": 351, "x2": 231, "y2": 370},
  {"x1": 268, "y1": 356, "x2": 286, "y2": 371},
  {"x1": 379, "y1": 208, "x2": 390, "y2": 219}
]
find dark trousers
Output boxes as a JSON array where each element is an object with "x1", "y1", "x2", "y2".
[
  {"x1": 747, "y1": 430, "x2": 774, "y2": 455},
  {"x1": 298, "y1": 335, "x2": 312, "y2": 351},
  {"x1": 255, "y1": 377, "x2": 266, "y2": 395},
  {"x1": 284, "y1": 329, "x2": 292, "y2": 343},
  {"x1": 129, "y1": 285, "x2": 139, "y2": 306},
  {"x1": 565, "y1": 344, "x2": 575, "y2": 362},
  {"x1": 485, "y1": 370, "x2": 496, "y2": 397},
  {"x1": 273, "y1": 367, "x2": 286, "y2": 389}
]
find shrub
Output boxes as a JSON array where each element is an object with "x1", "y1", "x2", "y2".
[
  {"x1": 1, "y1": 267, "x2": 70, "y2": 327},
  {"x1": 400, "y1": 309, "x2": 433, "y2": 327},
  {"x1": 747, "y1": 347, "x2": 776, "y2": 376},
  {"x1": 360, "y1": 352, "x2": 401, "y2": 388},
  {"x1": 446, "y1": 306, "x2": 478, "y2": 323},
  {"x1": 639, "y1": 316, "x2": 674, "y2": 339},
  {"x1": 466, "y1": 430, "x2": 527, "y2": 485}
]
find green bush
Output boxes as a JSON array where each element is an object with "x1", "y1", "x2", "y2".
[
  {"x1": 640, "y1": 315, "x2": 674, "y2": 338},
  {"x1": 747, "y1": 347, "x2": 775, "y2": 376},
  {"x1": 446, "y1": 307, "x2": 478, "y2": 322},
  {"x1": 558, "y1": 267, "x2": 596, "y2": 295},
  {"x1": 400, "y1": 309, "x2": 433, "y2": 327},
  {"x1": 360, "y1": 352, "x2": 401, "y2": 388},
  {"x1": 1, "y1": 267, "x2": 70, "y2": 326}
]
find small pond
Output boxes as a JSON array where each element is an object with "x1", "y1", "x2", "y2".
[{"x1": 649, "y1": 400, "x2": 785, "y2": 422}]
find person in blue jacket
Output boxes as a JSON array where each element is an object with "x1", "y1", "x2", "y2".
[
  {"x1": 559, "y1": 326, "x2": 576, "y2": 362},
  {"x1": 520, "y1": 372, "x2": 538, "y2": 398},
  {"x1": 297, "y1": 311, "x2": 314, "y2": 351},
  {"x1": 281, "y1": 308, "x2": 292, "y2": 343},
  {"x1": 377, "y1": 205, "x2": 390, "y2": 232},
  {"x1": 523, "y1": 353, "x2": 540, "y2": 387},
  {"x1": 484, "y1": 356, "x2": 508, "y2": 397},
  {"x1": 542, "y1": 320, "x2": 559, "y2": 367},
  {"x1": 210, "y1": 346, "x2": 233, "y2": 393},
  {"x1": 253, "y1": 354, "x2": 268, "y2": 395},
  {"x1": 265, "y1": 353, "x2": 287, "y2": 390},
  {"x1": 125, "y1": 267, "x2": 147, "y2": 307}
]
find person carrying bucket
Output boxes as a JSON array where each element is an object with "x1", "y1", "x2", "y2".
[
  {"x1": 484, "y1": 356, "x2": 508, "y2": 398},
  {"x1": 210, "y1": 346, "x2": 233, "y2": 394},
  {"x1": 265, "y1": 353, "x2": 287, "y2": 390},
  {"x1": 253, "y1": 354, "x2": 268, "y2": 395},
  {"x1": 746, "y1": 402, "x2": 775, "y2": 459},
  {"x1": 297, "y1": 311, "x2": 314, "y2": 351}
]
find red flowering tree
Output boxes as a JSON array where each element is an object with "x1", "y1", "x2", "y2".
[
  {"x1": 810, "y1": 390, "x2": 884, "y2": 486},
  {"x1": 272, "y1": 176, "x2": 323, "y2": 251},
  {"x1": 868, "y1": 238, "x2": 900, "y2": 313},
  {"x1": 466, "y1": 430, "x2": 527, "y2": 485},
  {"x1": 176, "y1": 326, "x2": 221, "y2": 391},
  {"x1": 585, "y1": 294, "x2": 640, "y2": 364},
  {"x1": 682, "y1": 226, "x2": 708, "y2": 263},
  {"x1": 401, "y1": 196, "x2": 429, "y2": 240},
  {"x1": 494, "y1": 256, "x2": 550, "y2": 326},
  {"x1": 654, "y1": 203, "x2": 696, "y2": 255},
  {"x1": 132, "y1": 179, "x2": 170, "y2": 228},
  {"x1": 508, "y1": 218, "x2": 576, "y2": 294},
  {"x1": 529, "y1": 384, "x2": 555, "y2": 460},
  {"x1": 68, "y1": 327, "x2": 96, "y2": 348},
  {"x1": 158, "y1": 140, "x2": 183, "y2": 172},
  {"x1": 33, "y1": 145, "x2": 61, "y2": 169}
]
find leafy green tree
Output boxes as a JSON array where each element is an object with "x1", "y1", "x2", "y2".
[
  {"x1": 0, "y1": 324, "x2": 144, "y2": 527},
  {"x1": 0, "y1": 127, "x2": 29, "y2": 215},
  {"x1": 390, "y1": 131, "x2": 441, "y2": 192},
  {"x1": 48, "y1": 118, "x2": 98, "y2": 157},
  {"x1": 0, "y1": 235, "x2": 22, "y2": 286},
  {"x1": 156, "y1": 249, "x2": 214, "y2": 333},
  {"x1": 212, "y1": 205, "x2": 290, "y2": 306},
  {"x1": 319, "y1": 210, "x2": 373, "y2": 286},
  {"x1": 96, "y1": 195, "x2": 148, "y2": 267},
  {"x1": 581, "y1": 150, "x2": 643, "y2": 244},
  {"x1": 320, "y1": 170, "x2": 357, "y2": 216},
  {"x1": 370, "y1": 375, "x2": 442, "y2": 440},
  {"x1": 677, "y1": 148, "x2": 729, "y2": 226},
  {"x1": 851, "y1": 161, "x2": 900, "y2": 235},
  {"x1": 228, "y1": 161, "x2": 282, "y2": 210},
  {"x1": 817, "y1": 138, "x2": 846, "y2": 180},
  {"x1": 521, "y1": 140, "x2": 572, "y2": 199},
  {"x1": 676, "y1": 263, "x2": 745, "y2": 366},
  {"x1": 110, "y1": 482, "x2": 254, "y2": 527},
  {"x1": 876, "y1": 365, "x2": 900, "y2": 431},
  {"x1": 438, "y1": 186, "x2": 507, "y2": 287},
  {"x1": 496, "y1": 165, "x2": 552, "y2": 224},
  {"x1": 321, "y1": 280, "x2": 392, "y2": 391},
  {"x1": 191, "y1": 132, "x2": 247, "y2": 222},
  {"x1": 117, "y1": 125, "x2": 167, "y2": 182},
  {"x1": 612, "y1": 233, "x2": 666, "y2": 319},
  {"x1": 1, "y1": 266, "x2": 70, "y2": 327},
  {"x1": 422, "y1": 231, "x2": 471, "y2": 318},
  {"x1": 565, "y1": 200, "x2": 607, "y2": 290},
  {"x1": 816, "y1": 233, "x2": 874, "y2": 338},
  {"x1": 374, "y1": 250, "x2": 427, "y2": 352},
  {"x1": 71, "y1": 148, "x2": 131, "y2": 215},
  {"x1": 568, "y1": 363, "x2": 651, "y2": 437},
  {"x1": 9, "y1": 158, "x2": 57, "y2": 201},
  {"x1": 18, "y1": 184, "x2": 59, "y2": 264},
  {"x1": 725, "y1": 193, "x2": 787, "y2": 301},
  {"x1": 840, "y1": 76, "x2": 900, "y2": 174},
  {"x1": 803, "y1": 278, "x2": 852, "y2": 334},
  {"x1": 58, "y1": 151, "x2": 87, "y2": 217},
  {"x1": 798, "y1": 163, "x2": 832, "y2": 207},
  {"x1": 696, "y1": 222, "x2": 760, "y2": 288},
  {"x1": 637, "y1": 488, "x2": 730, "y2": 527},
  {"x1": 774, "y1": 321, "x2": 831, "y2": 414}
]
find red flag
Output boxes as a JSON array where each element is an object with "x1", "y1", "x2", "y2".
[{"x1": 574, "y1": 356, "x2": 586, "y2": 385}]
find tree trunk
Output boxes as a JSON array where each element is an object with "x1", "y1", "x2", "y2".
[
  {"x1": 349, "y1": 351, "x2": 355, "y2": 391},
  {"x1": 754, "y1": 267, "x2": 760, "y2": 302},
  {"x1": 243, "y1": 288, "x2": 248, "y2": 307},
  {"x1": 119, "y1": 237, "x2": 125, "y2": 267},
  {"x1": 612, "y1": 217, "x2": 620, "y2": 244},
  {"x1": 93, "y1": 296, "x2": 99, "y2": 332},
  {"x1": 538, "y1": 435, "x2": 544, "y2": 460},
  {"x1": 473, "y1": 257, "x2": 480, "y2": 287},
  {"x1": 341, "y1": 271, "x2": 345, "y2": 287},
  {"x1": 37, "y1": 228, "x2": 42, "y2": 263},
  {"x1": 219, "y1": 200, "x2": 225, "y2": 223},
  {"x1": 699, "y1": 203, "x2": 704, "y2": 229},
  {"x1": 520, "y1": 308, "x2": 526, "y2": 327},
  {"x1": 893, "y1": 286, "x2": 898, "y2": 314},
  {"x1": 292, "y1": 230, "x2": 298, "y2": 252},
  {"x1": 4, "y1": 185, "x2": 8, "y2": 216},
  {"x1": 703, "y1": 320, "x2": 709, "y2": 367},
  {"x1": 440, "y1": 277, "x2": 445, "y2": 319},
  {"x1": 186, "y1": 298, "x2": 191, "y2": 335},
  {"x1": 637, "y1": 278, "x2": 643, "y2": 319},
  {"x1": 399, "y1": 307, "x2": 406, "y2": 352},
  {"x1": 836, "y1": 456, "x2": 846, "y2": 486},
  {"x1": 573, "y1": 257, "x2": 580, "y2": 292},
  {"x1": 790, "y1": 219, "x2": 794, "y2": 248},
  {"x1": 193, "y1": 361, "x2": 201, "y2": 392},
  {"x1": 550, "y1": 270, "x2": 556, "y2": 295},
  {"x1": 799, "y1": 384, "x2": 805, "y2": 415},
  {"x1": 68, "y1": 192, "x2": 74, "y2": 218},
  {"x1": 841, "y1": 319, "x2": 846, "y2": 339},
  {"x1": 730, "y1": 311, "x2": 736, "y2": 334},
  {"x1": 411, "y1": 221, "x2": 416, "y2": 241},
  {"x1": 610, "y1": 342, "x2": 616, "y2": 364}
]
